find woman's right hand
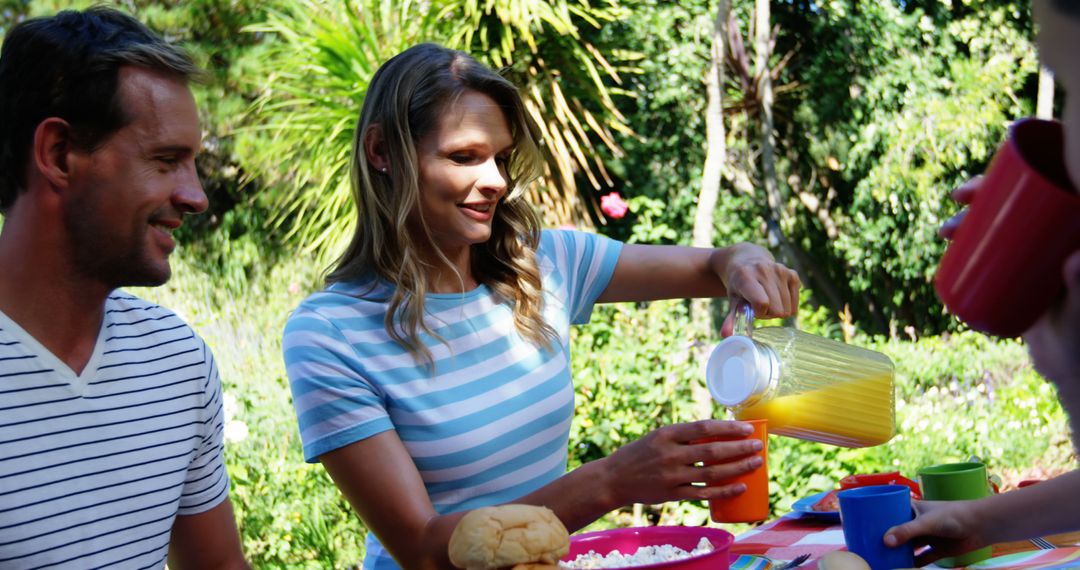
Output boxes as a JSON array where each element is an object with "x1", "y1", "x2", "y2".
[
  {"x1": 939, "y1": 176, "x2": 982, "y2": 239},
  {"x1": 598, "y1": 419, "x2": 764, "y2": 507}
]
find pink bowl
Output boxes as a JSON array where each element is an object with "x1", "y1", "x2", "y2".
[{"x1": 564, "y1": 526, "x2": 734, "y2": 569}]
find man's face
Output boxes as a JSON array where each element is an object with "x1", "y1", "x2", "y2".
[{"x1": 64, "y1": 66, "x2": 207, "y2": 288}]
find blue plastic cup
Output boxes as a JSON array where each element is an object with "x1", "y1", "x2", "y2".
[{"x1": 838, "y1": 484, "x2": 915, "y2": 570}]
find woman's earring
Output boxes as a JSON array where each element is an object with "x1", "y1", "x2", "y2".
[{"x1": 380, "y1": 167, "x2": 388, "y2": 173}]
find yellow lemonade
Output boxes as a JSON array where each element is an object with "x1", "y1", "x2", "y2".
[{"x1": 734, "y1": 371, "x2": 895, "y2": 447}]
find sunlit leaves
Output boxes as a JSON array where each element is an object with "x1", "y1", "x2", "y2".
[{"x1": 239, "y1": 0, "x2": 431, "y2": 254}]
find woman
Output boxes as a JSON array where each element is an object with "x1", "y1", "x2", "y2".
[{"x1": 282, "y1": 43, "x2": 801, "y2": 569}]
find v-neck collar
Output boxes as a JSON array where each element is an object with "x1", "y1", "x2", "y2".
[{"x1": 0, "y1": 306, "x2": 108, "y2": 393}]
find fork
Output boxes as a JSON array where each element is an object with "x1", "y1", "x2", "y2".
[
  {"x1": 773, "y1": 553, "x2": 812, "y2": 570},
  {"x1": 1030, "y1": 536, "x2": 1057, "y2": 550}
]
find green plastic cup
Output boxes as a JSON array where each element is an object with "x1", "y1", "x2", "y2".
[{"x1": 917, "y1": 462, "x2": 994, "y2": 567}]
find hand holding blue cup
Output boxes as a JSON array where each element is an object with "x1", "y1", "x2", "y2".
[{"x1": 839, "y1": 485, "x2": 915, "y2": 570}]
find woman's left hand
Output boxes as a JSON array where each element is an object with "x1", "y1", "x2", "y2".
[
  {"x1": 598, "y1": 241, "x2": 801, "y2": 322},
  {"x1": 718, "y1": 244, "x2": 801, "y2": 336}
]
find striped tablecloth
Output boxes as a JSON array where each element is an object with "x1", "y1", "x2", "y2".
[{"x1": 729, "y1": 514, "x2": 1080, "y2": 569}]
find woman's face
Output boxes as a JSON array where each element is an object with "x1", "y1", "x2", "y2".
[{"x1": 413, "y1": 89, "x2": 512, "y2": 256}]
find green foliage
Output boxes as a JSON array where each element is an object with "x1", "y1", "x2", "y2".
[
  {"x1": 589, "y1": 0, "x2": 1042, "y2": 334},
  {"x1": 837, "y1": 8, "x2": 1036, "y2": 330},
  {"x1": 239, "y1": 0, "x2": 435, "y2": 255},
  {"x1": 867, "y1": 332, "x2": 1031, "y2": 398},
  {"x1": 135, "y1": 254, "x2": 368, "y2": 568},
  {"x1": 570, "y1": 300, "x2": 702, "y2": 466},
  {"x1": 595, "y1": 0, "x2": 761, "y2": 248},
  {"x1": 0, "y1": 1, "x2": 27, "y2": 35},
  {"x1": 774, "y1": 0, "x2": 1037, "y2": 332},
  {"x1": 623, "y1": 196, "x2": 679, "y2": 244}
]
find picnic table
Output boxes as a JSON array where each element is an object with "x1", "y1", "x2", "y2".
[{"x1": 731, "y1": 513, "x2": 1080, "y2": 569}]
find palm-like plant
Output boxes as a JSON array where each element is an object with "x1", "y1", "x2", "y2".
[
  {"x1": 241, "y1": 0, "x2": 433, "y2": 253},
  {"x1": 241, "y1": 0, "x2": 632, "y2": 256}
]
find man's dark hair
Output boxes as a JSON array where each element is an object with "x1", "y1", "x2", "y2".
[{"x1": 0, "y1": 6, "x2": 199, "y2": 212}]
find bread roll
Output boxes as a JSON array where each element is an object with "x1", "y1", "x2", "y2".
[
  {"x1": 817, "y1": 551, "x2": 871, "y2": 570},
  {"x1": 448, "y1": 505, "x2": 569, "y2": 569}
]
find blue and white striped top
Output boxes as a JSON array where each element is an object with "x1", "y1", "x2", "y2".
[
  {"x1": 283, "y1": 229, "x2": 622, "y2": 569},
  {"x1": 0, "y1": 293, "x2": 230, "y2": 570}
]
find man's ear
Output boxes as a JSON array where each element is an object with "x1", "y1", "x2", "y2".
[
  {"x1": 363, "y1": 124, "x2": 389, "y2": 172},
  {"x1": 32, "y1": 118, "x2": 74, "y2": 191}
]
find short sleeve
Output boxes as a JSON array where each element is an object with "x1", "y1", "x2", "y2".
[
  {"x1": 283, "y1": 308, "x2": 395, "y2": 463},
  {"x1": 540, "y1": 229, "x2": 623, "y2": 325},
  {"x1": 177, "y1": 340, "x2": 230, "y2": 515}
]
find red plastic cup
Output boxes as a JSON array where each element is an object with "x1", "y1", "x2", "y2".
[
  {"x1": 840, "y1": 472, "x2": 922, "y2": 499},
  {"x1": 935, "y1": 118, "x2": 1080, "y2": 338},
  {"x1": 699, "y1": 419, "x2": 768, "y2": 523}
]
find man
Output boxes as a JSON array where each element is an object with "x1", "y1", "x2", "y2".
[
  {"x1": 0, "y1": 7, "x2": 248, "y2": 569},
  {"x1": 884, "y1": 0, "x2": 1080, "y2": 563}
]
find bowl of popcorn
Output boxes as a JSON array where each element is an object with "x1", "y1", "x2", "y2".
[{"x1": 559, "y1": 526, "x2": 734, "y2": 569}]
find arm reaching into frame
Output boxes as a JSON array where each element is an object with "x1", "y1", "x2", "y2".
[{"x1": 598, "y1": 242, "x2": 801, "y2": 335}]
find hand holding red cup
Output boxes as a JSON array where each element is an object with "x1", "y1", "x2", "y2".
[{"x1": 935, "y1": 118, "x2": 1080, "y2": 337}]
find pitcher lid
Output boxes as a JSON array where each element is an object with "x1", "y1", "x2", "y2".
[{"x1": 705, "y1": 335, "x2": 775, "y2": 406}]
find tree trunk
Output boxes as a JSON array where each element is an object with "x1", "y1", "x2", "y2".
[
  {"x1": 690, "y1": 0, "x2": 731, "y2": 421},
  {"x1": 754, "y1": 0, "x2": 775, "y2": 209},
  {"x1": 1037, "y1": 65, "x2": 1055, "y2": 120},
  {"x1": 754, "y1": 0, "x2": 781, "y2": 247},
  {"x1": 754, "y1": 0, "x2": 805, "y2": 286}
]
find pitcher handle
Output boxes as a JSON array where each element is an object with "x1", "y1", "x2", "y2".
[{"x1": 732, "y1": 299, "x2": 755, "y2": 338}]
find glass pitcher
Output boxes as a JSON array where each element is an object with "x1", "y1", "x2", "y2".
[{"x1": 706, "y1": 304, "x2": 896, "y2": 448}]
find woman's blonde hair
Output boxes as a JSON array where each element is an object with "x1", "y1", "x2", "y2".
[{"x1": 328, "y1": 43, "x2": 557, "y2": 366}]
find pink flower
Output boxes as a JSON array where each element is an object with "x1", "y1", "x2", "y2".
[{"x1": 600, "y1": 192, "x2": 629, "y2": 219}]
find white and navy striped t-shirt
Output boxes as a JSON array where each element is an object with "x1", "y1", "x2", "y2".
[
  {"x1": 0, "y1": 292, "x2": 230, "y2": 569},
  {"x1": 283, "y1": 229, "x2": 622, "y2": 570}
]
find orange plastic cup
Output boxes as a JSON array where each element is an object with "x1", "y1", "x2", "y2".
[{"x1": 701, "y1": 419, "x2": 769, "y2": 523}]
